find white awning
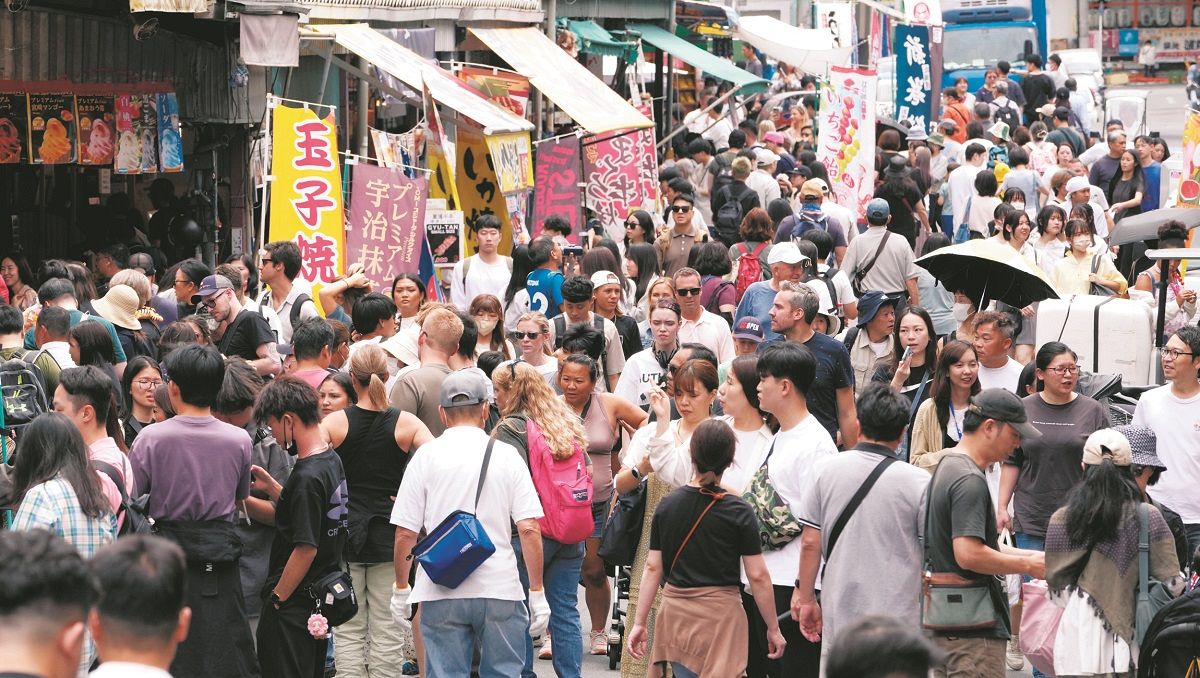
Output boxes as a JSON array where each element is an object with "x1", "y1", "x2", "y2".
[
  {"x1": 304, "y1": 24, "x2": 532, "y2": 135},
  {"x1": 470, "y1": 26, "x2": 652, "y2": 135},
  {"x1": 735, "y1": 14, "x2": 854, "y2": 78},
  {"x1": 130, "y1": 0, "x2": 207, "y2": 11}
]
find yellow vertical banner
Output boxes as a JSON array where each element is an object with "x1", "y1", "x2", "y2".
[
  {"x1": 455, "y1": 127, "x2": 513, "y2": 256},
  {"x1": 269, "y1": 104, "x2": 345, "y2": 284}
]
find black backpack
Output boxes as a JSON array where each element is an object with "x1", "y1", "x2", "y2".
[
  {"x1": 258, "y1": 290, "x2": 313, "y2": 341},
  {"x1": 553, "y1": 314, "x2": 609, "y2": 378},
  {"x1": 91, "y1": 460, "x2": 154, "y2": 536},
  {"x1": 0, "y1": 355, "x2": 48, "y2": 430},
  {"x1": 1137, "y1": 586, "x2": 1200, "y2": 677},
  {"x1": 991, "y1": 101, "x2": 1021, "y2": 132},
  {"x1": 713, "y1": 183, "x2": 750, "y2": 247}
]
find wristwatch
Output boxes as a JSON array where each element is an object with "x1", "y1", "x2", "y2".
[
  {"x1": 630, "y1": 466, "x2": 642, "y2": 480},
  {"x1": 269, "y1": 590, "x2": 283, "y2": 608}
]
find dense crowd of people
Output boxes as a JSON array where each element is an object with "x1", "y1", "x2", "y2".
[{"x1": 1, "y1": 49, "x2": 1199, "y2": 678}]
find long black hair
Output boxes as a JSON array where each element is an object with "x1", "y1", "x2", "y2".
[
  {"x1": 626, "y1": 243, "x2": 660, "y2": 301},
  {"x1": 1062, "y1": 459, "x2": 1141, "y2": 546},
  {"x1": 12, "y1": 412, "x2": 111, "y2": 519},
  {"x1": 504, "y1": 245, "x2": 535, "y2": 307},
  {"x1": 887, "y1": 306, "x2": 939, "y2": 375}
]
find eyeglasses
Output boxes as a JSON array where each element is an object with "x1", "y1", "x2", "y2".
[
  {"x1": 1160, "y1": 347, "x2": 1195, "y2": 361},
  {"x1": 173, "y1": 278, "x2": 191, "y2": 287},
  {"x1": 676, "y1": 287, "x2": 702, "y2": 297},
  {"x1": 672, "y1": 206, "x2": 692, "y2": 214},
  {"x1": 201, "y1": 290, "x2": 226, "y2": 309},
  {"x1": 135, "y1": 378, "x2": 163, "y2": 390},
  {"x1": 511, "y1": 331, "x2": 542, "y2": 340},
  {"x1": 1043, "y1": 365, "x2": 1080, "y2": 376}
]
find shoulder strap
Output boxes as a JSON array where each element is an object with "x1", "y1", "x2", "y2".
[
  {"x1": 822, "y1": 454, "x2": 897, "y2": 576},
  {"x1": 257, "y1": 290, "x2": 271, "y2": 316},
  {"x1": 1090, "y1": 254, "x2": 1101, "y2": 275},
  {"x1": 127, "y1": 417, "x2": 144, "y2": 436},
  {"x1": 752, "y1": 241, "x2": 768, "y2": 257},
  {"x1": 553, "y1": 315, "x2": 566, "y2": 348},
  {"x1": 671, "y1": 489, "x2": 726, "y2": 572},
  {"x1": 474, "y1": 437, "x2": 497, "y2": 511},
  {"x1": 505, "y1": 257, "x2": 513, "y2": 273},
  {"x1": 856, "y1": 231, "x2": 891, "y2": 283},
  {"x1": 90, "y1": 459, "x2": 130, "y2": 504},
  {"x1": 463, "y1": 256, "x2": 473, "y2": 281},
  {"x1": 759, "y1": 439, "x2": 777, "y2": 468},
  {"x1": 843, "y1": 326, "x2": 860, "y2": 351},
  {"x1": 290, "y1": 293, "x2": 312, "y2": 329}
]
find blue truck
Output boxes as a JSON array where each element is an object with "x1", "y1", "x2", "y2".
[{"x1": 940, "y1": 0, "x2": 1049, "y2": 91}]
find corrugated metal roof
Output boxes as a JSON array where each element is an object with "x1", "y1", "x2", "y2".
[
  {"x1": 248, "y1": 0, "x2": 542, "y2": 22},
  {"x1": 0, "y1": 7, "x2": 255, "y2": 124}
]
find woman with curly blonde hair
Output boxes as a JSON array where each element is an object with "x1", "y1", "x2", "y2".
[
  {"x1": 512, "y1": 311, "x2": 558, "y2": 383},
  {"x1": 492, "y1": 360, "x2": 590, "y2": 673}
]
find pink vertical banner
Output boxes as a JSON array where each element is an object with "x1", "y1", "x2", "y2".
[
  {"x1": 583, "y1": 128, "x2": 658, "y2": 237},
  {"x1": 346, "y1": 163, "x2": 428, "y2": 291},
  {"x1": 817, "y1": 66, "x2": 877, "y2": 223},
  {"x1": 869, "y1": 10, "x2": 883, "y2": 69},
  {"x1": 531, "y1": 135, "x2": 582, "y2": 241}
]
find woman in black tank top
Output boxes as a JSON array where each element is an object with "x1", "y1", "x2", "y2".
[{"x1": 319, "y1": 344, "x2": 432, "y2": 677}]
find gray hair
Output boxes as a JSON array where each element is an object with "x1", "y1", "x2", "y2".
[
  {"x1": 777, "y1": 281, "x2": 819, "y2": 324},
  {"x1": 995, "y1": 80, "x2": 1008, "y2": 94},
  {"x1": 1108, "y1": 130, "x2": 1127, "y2": 144}
]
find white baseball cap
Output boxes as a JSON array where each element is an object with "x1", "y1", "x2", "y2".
[
  {"x1": 589, "y1": 270, "x2": 622, "y2": 289},
  {"x1": 766, "y1": 242, "x2": 808, "y2": 266}
]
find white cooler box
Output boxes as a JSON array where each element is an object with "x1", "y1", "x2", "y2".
[{"x1": 1035, "y1": 295, "x2": 1157, "y2": 386}]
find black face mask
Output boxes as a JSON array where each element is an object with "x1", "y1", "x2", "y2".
[{"x1": 282, "y1": 417, "x2": 299, "y2": 457}]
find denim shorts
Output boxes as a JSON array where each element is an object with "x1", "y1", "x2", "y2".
[{"x1": 592, "y1": 500, "x2": 609, "y2": 540}]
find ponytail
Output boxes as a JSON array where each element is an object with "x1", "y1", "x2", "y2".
[{"x1": 365, "y1": 373, "x2": 388, "y2": 410}]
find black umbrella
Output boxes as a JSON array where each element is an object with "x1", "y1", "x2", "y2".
[
  {"x1": 1110, "y1": 208, "x2": 1200, "y2": 247},
  {"x1": 915, "y1": 239, "x2": 1060, "y2": 309}
]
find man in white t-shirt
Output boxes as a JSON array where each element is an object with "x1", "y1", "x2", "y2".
[
  {"x1": 258, "y1": 240, "x2": 320, "y2": 344},
  {"x1": 948, "y1": 143, "x2": 987, "y2": 227},
  {"x1": 972, "y1": 310, "x2": 1024, "y2": 392},
  {"x1": 1133, "y1": 326, "x2": 1200, "y2": 557},
  {"x1": 1064, "y1": 175, "x2": 1112, "y2": 239},
  {"x1": 390, "y1": 371, "x2": 549, "y2": 676},
  {"x1": 450, "y1": 214, "x2": 513, "y2": 312},
  {"x1": 673, "y1": 267, "x2": 735, "y2": 363}
]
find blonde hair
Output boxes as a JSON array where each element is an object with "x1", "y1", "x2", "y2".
[
  {"x1": 515, "y1": 312, "x2": 553, "y2": 356},
  {"x1": 415, "y1": 301, "x2": 454, "y2": 326},
  {"x1": 348, "y1": 344, "x2": 389, "y2": 410},
  {"x1": 109, "y1": 268, "x2": 152, "y2": 307},
  {"x1": 758, "y1": 119, "x2": 776, "y2": 137},
  {"x1": 420, "y1": 307, "x2": 464, "y2": 354},
  {"x1": 493, "y1": 361, "x2": 586, "y2": 460},
  {"x1": 640, "y1": 277, "x2": 676, "y2": 319}
]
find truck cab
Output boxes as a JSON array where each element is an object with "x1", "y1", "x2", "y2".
[{"x1": 941, "y1": 0, "x2": 1048, "y2": 91}]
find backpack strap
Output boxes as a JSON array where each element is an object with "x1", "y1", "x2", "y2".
[
  {"x1": 843, "y1": 326, "x2": 860, "y2": 352},
  {"x1": 592, "y1": 315, "x2": 608, "y2": 377},
  {"x1": 290, "y1": 293, "x2": 312, "y2": 331},
  {"x1": 821, "y1": 453, "x2": 897, "y2": 578},
  {"x1": 504, "y1": 256, "x2": 513, "y2": 274},
  {"x1": 853, "y1": 231, "x2": 891, "y2": 289},
  {"x1": 463, "y1": 256, "x2": 473, "y2": 282},
  {"x1": 553, "y1": 315, "x2": 567, "y2": 349},
  {"x1": 91, "y1": 459, "x2": 131, "y2": 505}
]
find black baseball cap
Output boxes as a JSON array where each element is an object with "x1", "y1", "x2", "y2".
[{"x1": 968, "y1": 389, "x2": 1042, "y2": 440}]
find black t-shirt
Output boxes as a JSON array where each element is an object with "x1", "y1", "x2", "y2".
[
  {"x1": 265, "y1": 449, "x2": 348, "y2": 594},
  {"x1": 1021, "y1": 73, "x2": 1055, "y2": 119},
  {"x1": 874, "y1": 177, "x2": 923, "y2": 240},
  {"x1": 650, "y1": 485, "x2": 761, "y2": 587},
  {"x1": 612, "y1": 314, "x2": 643, "y2": 361},
  {"x1": 925, "y1": 452, "x2": 1011, "y2": 639},
  {"x1": 219, "y1": 310, "x2": 275, "y2": 363},
  {"x1": 801, "y1": 332, "x2": 854, "y2": 440}
]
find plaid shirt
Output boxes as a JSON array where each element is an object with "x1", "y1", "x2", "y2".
[{"x1": 12, "y1": 475, "x2": 116, "y2": 557}]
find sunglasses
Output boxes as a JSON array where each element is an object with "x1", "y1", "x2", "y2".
[
  {"x1": 676, "y1": 287, "x2": 702, "y2": 297},
  {"x1": 672, "y1": 205, "x2": 692, "y2": 214},
  {"x1": 511, "y1": 331, "x2": 542, "y2": 340},
  {"x1": 625, "y1": 221, "x2": 640, "y2": 228}
]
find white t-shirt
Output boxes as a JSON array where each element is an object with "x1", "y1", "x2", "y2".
[
  {"x1": 977, "y1": 356, "x2": 1024, "y2": 393},
  {"x1": 1133, "y1": 385, "x2": 1200, "y2": 523},
  {"x1": 718, "y1": 416, "x2": 774, "y2": 494},
  {"x1": 758, "y1": 415, "x2": 838, "y2": 587},
  {"x1": 546, "y1": 312, "x2": 626, "y2": 380},
  {"x1": 948, "y1": 164, "x2": 983, "y2": 225},
  {"x1": 817, "y1": 263, "x2": 858, "y2": 312},
  {"x1": 390, "y1": 426, "x2": 543, "y2": 604},
  {"x1": 503, "y1": 289, "x2": 531, "y2": 333},
  {"x1": 260, "y1": 284, "x2": 320, "y2": 344},
  {"x1": 450, "y1": 255, "x2": 512, "y2": 312},
  {"x1": 613, "y1": 349, "x2": 666, "y2": 410},
  {"x1": 678, "y1": 310, "x2": 736, "y2": 363}
]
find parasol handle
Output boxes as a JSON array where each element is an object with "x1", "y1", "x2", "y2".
[{"x1": 1155, "y1": 259, "x2": 1168, "y2": 349}]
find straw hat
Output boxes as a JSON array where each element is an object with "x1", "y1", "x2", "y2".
[{"x1": 92, "y1": 284, "x2": 141, "y2": 331}]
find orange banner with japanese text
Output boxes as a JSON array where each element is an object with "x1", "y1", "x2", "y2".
[
  {"x1": 269, "y1": 104, "x2": 345, "y2": 284},
  {"x1": 455, "y1": 127, "x2": 513, "y2": 256}
]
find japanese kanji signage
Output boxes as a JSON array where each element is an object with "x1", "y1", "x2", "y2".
[
  {"x1": 894, "y1": 25, "x2": 932, "y2": 134},
  {"x1": 583, "y1": 128, "x2": 657, "y2": 234},
  {"x1": 532, "y1": 135, "x2": 582, "y2": 241},
  {"x1": 817, "y1": 67, "x2": 877, "y2": 221},
  {"x1": 114, "y1": 95, "x2": 139, "y2": 174},
  {"x1": 157, "y1": 92, "x2": 183, "y2": 173},
  {"x1": 485, "y1": 132, "x2": 534, "y2": 194},
  {"x1": 269, "y1": 103, "x2": 345, "y2": 285},
  {"x1": 455, "y1": 128, "x2": 514, "y2": 257},
  {"x1": 346, "y1": 164, "x2": 428, "y2": 291},
  {"x1": 28, "y1": 94, "x2": 76, "y2": 165},
  {"x1": 426, "y1": 209, "x2": 465, "y2": 267},
  {"x1": 76, "y1": 96, "x2": 114, "y2": 166},
  {"x1": 0, "y1": 93, "x2": 29, "y2": 164}
]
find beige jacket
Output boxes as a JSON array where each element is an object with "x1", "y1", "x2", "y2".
[{"x1": 909, "y1": 398, "x2": 949, "y2": 472}]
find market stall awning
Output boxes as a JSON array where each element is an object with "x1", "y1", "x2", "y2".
[
  {"x1": 304, "y1": 24, "x2": 532, "y2": 135},
  {"x1": 629, "y1": 23, "x2": 768, "y2": 95},
  {"x1": 734, "y1": 15, "x2": 854, "y2": 78},
  {"x1": 130, "y1": 0, "x2": 206, "y2": 10},
  {"x1": 470, "y1": 26, "x2": 652, "y2": 135},
  {"x1": 563, "y1": 19, "x2": 639, "y2": 62}
]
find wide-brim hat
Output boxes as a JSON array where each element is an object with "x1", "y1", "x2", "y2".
[{"x1": 92, "y1": 284, "x2": 141, "y2": 331}]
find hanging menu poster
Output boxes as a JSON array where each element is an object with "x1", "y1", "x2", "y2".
[
  {"x1": 28, "y1": 93, "x2": 76, "y2": 165},
  {"x1": 0, "y1": 93, "x2": 29, "y2": 164},
  {"x1": 114, "y1": 95, "x2": 140, "y2": 174},
  {"x1": 157, "y1": 92, "x2": 183, "y2": 173},
  {"x1": 76, "y1": 95, "x2": 115, "y2": 166},
  {"x1": 137, "y1": 94, "x2": 158, "y2": 174}
]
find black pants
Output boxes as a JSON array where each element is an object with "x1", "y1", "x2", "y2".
[
  {"x1": 743, "y1": 585, "x2": 821, "y2": 677},
  {"x1": 257, "y1": 597, "x2": 328, "y2": 678}
]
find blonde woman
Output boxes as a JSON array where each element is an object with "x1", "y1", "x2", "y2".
[
  {"x1": 637, "y1": 277, "x2": 677, "y2": 349},
  {"x1": 492, "y1": 360, "x2": 591, "y2": 675},
  {"x1": 512, "y1": 311, "x2": 558, "y2": 383},
  {"x1": 320, "y1": 344, "x2": 433, "y2": 678}
]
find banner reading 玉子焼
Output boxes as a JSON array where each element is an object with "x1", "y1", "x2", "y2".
[{"x1": 268, "y1": 104, "x2": 345, "y2": 285}]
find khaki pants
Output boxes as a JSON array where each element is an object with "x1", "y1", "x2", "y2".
[
  {"x1": 333, "y1": 561, "x2": 406, "y2": 678},
  {"x1": 932, "y1": 636, "x2": 1007, "y2": 678}
]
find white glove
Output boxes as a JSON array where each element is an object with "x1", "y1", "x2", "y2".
[
  {"x1": 390, "y1": 584, "x2": 412, "y2": 627},
  {"x1": 528, "y1": 588, "x2": 550, "y2": 638}
]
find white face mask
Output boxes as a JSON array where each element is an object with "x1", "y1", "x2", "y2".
[
  {"x1": 475, "y1": 318, "x2": 498, "y2": 336},
  {"x1": 1011, "y1": 202, "x2": 1026, "y2": 212},
  {"x1": 1072, "y1": 237, "x2": 1092, "y2": 251},
  {"x1": 952, "y1": 302, "x2": 973, "y2": 323}
]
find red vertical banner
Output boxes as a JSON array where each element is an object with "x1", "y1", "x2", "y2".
[
  {"x1": 869, "y1": 10, "x2": 883, "y2": 69},
  {"x1": 531, "y1": 135, "x2": 582, "y2": 241},
  {"x1": 345, "y1": 163, "x2": 428, "y2": 290}
]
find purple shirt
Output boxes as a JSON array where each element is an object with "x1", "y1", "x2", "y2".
[{"x1": 130, "y1": 415, "x2": 252, "y2": 522}]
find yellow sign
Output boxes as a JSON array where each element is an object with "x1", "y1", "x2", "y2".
[
  {"x1": 456, "y1": 128, "x2": 513, "y2": 256},
  {"x1": 268, "y1": 104, "x2": 345, "y2": 284},
  {"x1": 485, "y1": 132, "x2": 534, "y2": 194}
]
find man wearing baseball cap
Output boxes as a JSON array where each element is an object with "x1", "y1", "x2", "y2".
[
  {"x1": 194, "y1": 273, "x2": 280, "y2": 376},
  {"x1": 1064, "y1": 175, "x2": 1111, "y2": 238},
  {"x1": 774, "y1": 180, "x2": 849, "y2": 261},
  {"x1": 840, "y1": 199, "x2": 920, "y2": 307},
  {"x1": 923, "y1": 389, "x2": 1045, "y2": 677},
  {"x1": 748, "y1": 148, "x2": 783, "y2": 209},
  {"x1": 590, "y1": 270, "x2": 642, "y2": 361},
  {"x1": 734, "y1": 242, "x2": 808, "y2": 342},
  {"x1": 390, "y1": 369, "x2": 550, "y2": 676}
]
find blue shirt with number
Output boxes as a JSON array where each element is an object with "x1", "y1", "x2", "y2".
[{"x1": 527, "y1": 268, "x2": 564, "y2": 318}]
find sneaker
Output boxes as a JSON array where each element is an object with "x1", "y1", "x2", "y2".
[
  {"x1": 538, "y1": 635, "x2": 553, "y2": 660},
  {"x1": 591, "y1": 631, "x2": 609, "y2": 655},
  {"x1": 1006, "y1": 637, "x2": 1024, "y2": 670}
]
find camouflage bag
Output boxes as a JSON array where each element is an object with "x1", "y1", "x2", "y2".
[{"x1": 741, "y1": 440, "x2": 803, "y2": 550}]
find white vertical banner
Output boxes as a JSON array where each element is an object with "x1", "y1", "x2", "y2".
[{"x1": 817, "y1": 66, "x2": 878, "y2": 222}]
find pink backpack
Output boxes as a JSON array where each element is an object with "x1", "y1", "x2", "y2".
[{"x1": 526, "y1": 419, "x2": 594, "y2": 544}]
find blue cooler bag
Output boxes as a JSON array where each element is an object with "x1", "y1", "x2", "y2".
[{"x1": 412, "y1": 438, "x2": 497, "y2": 588}]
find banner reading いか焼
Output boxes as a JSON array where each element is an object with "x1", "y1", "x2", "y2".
[
  {"x1": 269, "y1": 104, "x2": 345, "y2": 284},
  {"x1": 817, "y1": 67, "x2": 877, "y2": 222},
  {"x1": 346, "y1": 163, "x2": 428, "y2": 292},
  {"x1": 456, "y1": 127, "x2": 514, "y2": 257}
]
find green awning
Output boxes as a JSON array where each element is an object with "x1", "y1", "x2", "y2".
[
  {"x1": 563, "y1": 19, "x2": 639, "y2": 62},
  {"x1": 629, "y1": 23, "x2": 769, "y2": 95}
]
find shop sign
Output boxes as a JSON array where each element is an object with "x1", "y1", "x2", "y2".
[
  {"x1": 455, "y1": 128, "x2": 514, "y2": 256},
  {"x1": 1175, "y1": 110, "x2": 1200, "y2": 208},
  {"x1": 0, "y1": 93, "x2": 29, "y2": 164},
  {"x1": 346, "y1": 163, "x2": 428, "y2": 290},
  {"x1": 459, "y1": 67, "x2": 531, "y2": 118},
  {"x1": 157, "y1": 93, "x2": 183, "y2": 173},
  {"x1": 817, "y1": 66, "x2": 877, "y2": 221},
  {"x1": 485, "y1": 132, "x2": 534, "y2": 194},
  {"x1": 136, "y1": 95, "x2": 159, "y2": 174},
  {"x1": 532, "y1": 135, "x2": 582, "y2": 241},
  {"x1": 76, "y1": 96, "x2": 114, "y2": 166},
  {"x1": 269, "y1": 103, "x2": 345, "y2": 284},
  {"x1": 426, "y1": 209, "x2": 465, "y2": 267},
  {"x1": 583, "y1": 128, "x2": 658, "y2": 233},
  {"x1": 894, "y1": 25, "x2": 932, "y2": 134},
  {"x1": 28, "y1": 94, "x2": 76, "y2": 165}
]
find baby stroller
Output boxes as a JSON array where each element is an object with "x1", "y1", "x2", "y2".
[
  {"x1": 607, "y1": 565, "x2": 631, "y2": 669},
  {"x1": 1137, "y1": 586, "x2": 1200, "y2": 677}
]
